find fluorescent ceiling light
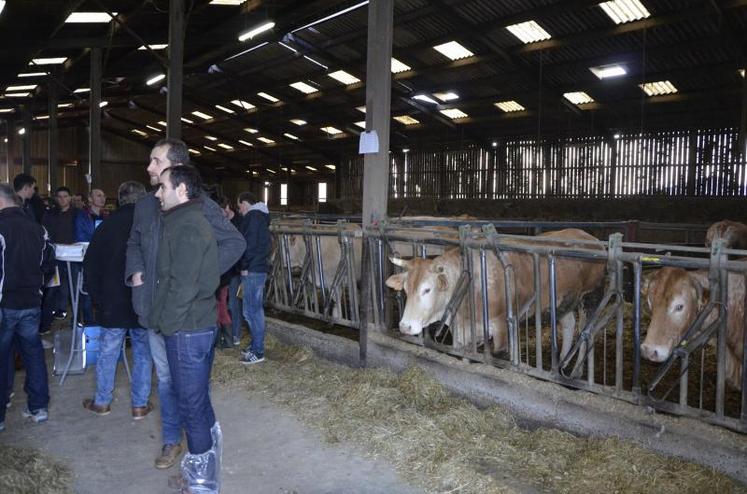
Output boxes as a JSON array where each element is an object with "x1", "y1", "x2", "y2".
[
  {"x1": 215, "y1": 104, "x2": 235, "y2": 114},
  {"x1": 18, "y1": 72, "x2": 48, "y2": 78},
  {"x1": 439, "y1": 108, "x2": 469, "y2": 119},
  {"x1": 205, "y1": 136, "x2": 218, "y2": 141},
  {"x1": 433, "y1": 91, "x2": 459, "y2": 102},
  {"x1": 73, "y1": 87, "x2": 90, "y2": 94},
  {"x1": 204, "y1": 145, "x2": 217, "y2": 152},
  {"x1": 230, "y1": 99, "x2": 255, "y2": 110},
  {"x1": 305, "y1": 166, "x2": 317, "y2": 172},
  {"x1": 4, "y1": 92, "x2": 30, "y2": 98},
  {"x1": 188, "y1": 148, "x2": 201, "y2": 155},
  {"x1": 321, "y1": 126, "x2": 342, "y2": 135},
  {"x1": 639, "y1": 80, "x2": 678, "y2": 96},
  {"x1": 146, "y1": 74, "x2": 166, "y2": 85},
  {"x1": 303, "y1": 56, "x2": 328, "y2": 69},
  {"x1": 210, "y1": 0, "x2": 245, "y2": 4},
  {"x1": 238, "y1": 21, "x2": 275, "y2": 42},
  {"x1": 146, "y1": 125, "x2": 161, "y2": 132},
  {"x1": 0, "y1": 108, "x2": 14, "y2": 113},
  {"x1": 412, "y1": 94, "x2": 438, "y2": 104},
  {"x1": 31, "y1": 57, "x2": 67, "y2": 65},
  {"x1": 393, "y1": 115, "x2": 419, "y2": 125},
  {"x1": 131, "y1": 129, "x2": 148, "y2": 137},
  {"x1": 283, "y1": 133, "x2": 299, "y2": 140},
  {"x1": 505, "y1": 20, "x2": 552, "y2": 44},
  {"x1": 244, "y1": 128, "x2": 258, "y2": 134},
  {"x1": 328, "y1": 70, "x2": 360, "y2": 85},
  {"x1": 34, "y1": 115, "x2": 49, "y2": 120},
  {"x1": 391, "y1": 58, "x2": 411, "y2": 74},
  {"x1": 563, "y1": 91, "x2": 595, "y2": 105},
  {"x1": 290, "y1": 81, "x2": 318, "y2": 94},
  {"x1": 238, "y1": 140, "x2": 254, "y2": 147},
  {"x1": 138, "y1": 44, "x2": 168, "y2": 50},
  {"x1": 433, "y1": 41, "x2": 474, "y2": 61},
  {"x1": 325, "y1": 164, "x2": 336, "y2": 170},
  {"x1": 192, "y1": 110, "x2": 213, "y2": 120},
  {"x1": 599, "y1": 0, "x2": 651, "y2": 24},
  {"x1": 589, "y1": 64, "x2": 627, "y2": 79},
  {"x1": 157, "y1": 121, "x2": 167, "y2": 126},
  {"x1": 18, "y1": 128, "x2": 26, "y2": 135},
  {"x1": 181, "y1": 117, "x2": 194, "y2": 124},
  {"x1": 0, "y1": 2, "x2": 5, "y2": 16},
  {"x1": 354, "y1": 121, "x2": 366, "y2": 129},
  {"x1": 291, "y1": 1, "x2": 369, "y2": 33},
  {"x1": 290, "y1": 119, "x2": 307, "y2": 126},
  {"x1": 495, "y1": 100, "x2": 525, "y2": 112},
  {"x1": 99, "y1": 101, "x2": 108, "y2": 107},
  {"x1": 65, "y1": 12, "x2": 115, "y2": 23},
  {"x1": 218, "y1": 143, "x2": 234, "y2": 150},
  {"x1": 266, "y1": 169, "x2": 276, "y2": 174},
  {"x1": 257, "y1": 92, "x2": 279, "y2": 103},
  {"x1": 356, "y1": 105, "x2": 366, "y2": 113},
  {"x1": 58, "y1": 103, "x2": 73, "y2": 108},
  {"x1": 739, "y1": 69, "x2": 745, "y2": 78},
  {"x1": 6, "y1": 85, "x2": 37, "y2": 91},
  {"x1": 257, "y1": 137, "x2": 275, "y2": 144}
]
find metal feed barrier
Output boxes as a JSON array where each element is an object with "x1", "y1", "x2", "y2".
[{"x1": 267, "y1": 216, "x2": 746, "y2": 434}]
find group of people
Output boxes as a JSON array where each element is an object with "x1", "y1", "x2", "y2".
[{"x1": 0, "y1": 137, "x2": 272, "y2": 493}]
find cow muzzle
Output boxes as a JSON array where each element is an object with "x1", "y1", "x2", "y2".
[
  {"x1": 398, "y1": 321, "x2": 422, "y2": 336},
  {"x1": 640, "y1": 343, "x2": 671, "y2": 363}
]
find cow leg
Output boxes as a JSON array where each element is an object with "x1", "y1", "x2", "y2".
[{"x1": 559, "y1": 311, "x2": 576, "y2": 362}]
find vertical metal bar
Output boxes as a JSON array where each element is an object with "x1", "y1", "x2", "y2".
[
  {"x1": 533, "y1": 253, "x2": 543, "y2": 370},
  {"x1": 549, "y1": 255, "x2": 559, "y2": 374},
  {"x1": 167, "y1": 0, "x2": 185, "y2": 139},
  {"x1": 281, "y1": 235, "x2": 294, "y2": 305},
  {"x1": 346, "y1": 236, "x2": 360, "y2": 323},
  {"x1": 632, "y1": 261, "x2": 642, "y2": 394},
  {"x1": 89, "y1": 47, "x2": 102, "y2": 191},
  {"x1": 377, "y1": 239, "x2": 385, "y2": 317},
  {"x1": 741, "y1": 271, "x2": 747, "y2": 425},
  {"x1": 615, "y1": 257, "x2": 624, "y2": 393},
  {"x1": 479, "y1": 249, "x2": 491, "y2": 362},
  {"x1": 47, "y1": 80, "x2": 58, "y2": 192},
  {"x1": 315, "y1": 235, "x2": 327, "y2": 306},
  {"x1": 679, "y1": 354, "x2": 689, "y2": 410}
]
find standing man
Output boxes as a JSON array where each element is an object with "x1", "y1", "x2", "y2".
[
  {"x1": 150, "y1": 166, "x2": 220, "y2": 492},
  {"x1": 237, "y1": 192, "x2": 271, "y2": 365},
  {"x1": 126, "y1": 138, "x2": 244, "y2": 470},
  {"x1": 74, "y1": 188, "x2": 107, "y2": 242},
  {"x1": 82, "y1": 181, "x2": 152, "y2": 419},
  {"x1": 13, "y1": 173, "x2": 38, "y2": 222},
  {"x1": 0, "y1": 183, "x2": 55, "y2": 431}
]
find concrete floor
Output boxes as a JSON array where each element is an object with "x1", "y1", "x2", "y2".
[{"x1": 0, "y1": 341, "x2": 423, "y2": 494}]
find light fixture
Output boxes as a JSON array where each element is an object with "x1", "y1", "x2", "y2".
[
  {"x1": 99, "y1": 101, "x2": 108, "y2": 107},
  {"x1": 589, "y1": 64, "x2": 627, "y2": 79},
  {"x1": 393, "y1": 115, "x2": 419, "y2": 125},
  {"x1": 17, "y1": 72, "x2": 48, "y2": 78},
  {"x1": 257, "y1": 137, "x2": 275, "y2": 144},
  {"x1": 3, "y1": 92, "x2": 30, "y2": 98},
  {"x1": 0, "y1": 108, "x2": 14, "y2": 113},
  {"x1": 491, "y1": 141, "x2": 498, "y2": 147},
  {"x1": 412, "y1": 94, "x2": 438, "y2": 104},
  {"x1": 30, "y1": 57, "x2": 67, "y2": 65},
  {"x1": 181, "y1": 117, "x2": 194, "y2": 124},
  {"x1": 266, "y1": 168, "x2": 276, "y2": 174},
  {"x1": 639, "y1": 80, "x2": 678, "y2": 96},
  {"x1": 495, "y1": 100, "x2": 525, "y2": 112},
  {"x1": 18, "y1": 128, "x2": 26, "y2": 135},
  {"x1": 739, "y1": 69, "x2": 745, "y2": 78},
  {"x1": 131, "y1": 129, "x2": 148, "y2": 137},
  {"x1": 391, "y1": 58, "x2": 411, "y2": 73},
  {"x1": 290, "y1": 119, "x2": 307, "y2": 126},
  {"x1": 205, "y1": 136, "x2": 218, "y2": 141},
  {"x1": 613, "y1": 133, "x2": 622, "y2": 139},
  {"x1": 57, "y1": 103, "x2": 73, "y2": 108},
  {"x1": 439, "y1": 108, "x2": 469, "y2": 119},
  {"x1": 65, "y1": 12, "x2": 116, "y2": 23},
  {"x1": 230, "y1": 99, "x2": 255, "y2": 110},
  {"x1": 290, "y1": 81, "x2": 318, "y2": 94},
  {"x1": 218, "y1": 143, "x2": 234, "y2": 150},
  {"x1": 257, "y1": 92, "x2": 279, "y2": 103},
  {"x1": 325, "y1": 164, "x2": 336, "y2": 170},
  {"x1": 433, "y1": 91, "x2": 459, "y2": 102},
  {"x1": 433, "y1": 41, "x2": 474, "y2": 61},
  {"x1": 210, "y1": 0, "x2": 245, "y2": 4},
  {"x1": 6, "y1": 85, "x2": 37, "y2": 92},
  {"x1": 328, "y1": 70, "x2": 361, "y2": 85},
  {"x1": 599, "y1": 0, "x2": 651, "y2": 24},
  {"x1": 188, "y1": 148, "x2": 201, "y2": 155},
  {"x1": 354, "y1": 121, "x2": 366, "y2": 129},
  {"x1": 305, "y1": 165, "x2": 317, "y2": 172},
  {"x1": 157, "y1": 121, "x2": 167, "y2": 126},
  {"x1": 192, "y1": 110, "x2": 213, "y2": 120},
  {"x1": 291, "y1": 1, "x2": 368, "y2": 33},
  {"x1": 563, "y1": 91, "x2": 595, "y2": 105},
  {"x1": 138, "y1": 44, "x2": 168, "y2": 50},
  {"x1": 0, "y1": 1, "x2": 5, "y2": 16},
  {"x1": 215, "y1": 104, "x2": 235, "y2": 114},
  {"x1": 34, "y1": 115, "x2": 49, "y2": 120},
  {"x1": 505, "y1": 20, "x2": 552, "y2": 44},
  {"x1": 238, "y1": 21, "x2": 275, "y2": 42},
  {"x1": 238, "y1": 140, "x2": 254, "y2": 147},
  {"x1": 146, "y1": 125, "x2": 161, "y2": 132},
  {"x1": 244, "y1": 128, "x2": 259, "y2": 134},
  {"x1": 204, "y1": 145, "x2": 217, "y2": 152},
  {"x1": 402, "y1": 148, "x2": 409, "y2": 153},
  {"x1": 321, "y1": 126, "x2": 342, "y2": 135},
  {"x1": 146, "y1": 74, "x2": 166, "y2": 85},
  {"x1": 283, "y1": 133, "x2": 299, "y2": 140}
]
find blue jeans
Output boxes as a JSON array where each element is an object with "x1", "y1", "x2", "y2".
[
  {"x1": 149, "y1": 330, "x2": 182, "y2": 446},
  {"x1": 94, "y1": 328, "x2": 152, "y2": 407},
  {"x1": 228, "y1": 275, "x2": 243, "y2": 341},
  {"x1": 164, "y1": 327, "x2": 217, "y2": 455},
  {"x1": 242, "y1": 273, "x2": 267, "y2": 357},
  {"x1": 0, "y1": 308, "x2": 49, "y2": 422}
]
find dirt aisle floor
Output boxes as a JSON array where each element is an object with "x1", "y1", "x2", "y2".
[{"x1": 0, "y1": 346, "x2": 423, "y2": 494}]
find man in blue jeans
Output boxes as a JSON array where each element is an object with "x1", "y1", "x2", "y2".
[
  {"x1": 0, "y1": 183, "x2": 55, "y2": 431},
  {"x1": 236, "y1": 192, "x2": 271, "y2": 365},
  {"x1": 150, "y1": 166, "x2": 221, "y2": 493},
  {"x1": 82, "y1": 181, "x2": 152, "y2": 419}
]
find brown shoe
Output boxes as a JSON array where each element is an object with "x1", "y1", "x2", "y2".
[
  {"x1": 131, "y1": 401, "x2": 154, "y2": 420},
  {"x1": 154, "y1": 442, "x2": 184, "y2": 469},
  {"x1": 82, "y1": 398, "x2": 111, "y2": 416}
]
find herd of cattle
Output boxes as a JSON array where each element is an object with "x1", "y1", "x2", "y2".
[{"x1": 274, "y1": 218, "x2": 746, "y2": 391}]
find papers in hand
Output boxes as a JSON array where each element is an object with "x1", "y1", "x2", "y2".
[{"x1": 54, "y1": 242, "x2": 89, "y2": 262}]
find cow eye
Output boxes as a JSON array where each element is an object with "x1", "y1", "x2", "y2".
[
  {"x1": 422, "y1": 288, "x2": 431, "y2": 295},
  {"x1": 674, "y1": 303, "x2": 684, "y2": 311}
]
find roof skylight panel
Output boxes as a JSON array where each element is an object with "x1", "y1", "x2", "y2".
[
  {"x1": 639, "y1": 80, "x2": 677, "y2": 96},
  {"x1": 321, "y1": 126, "x2": 342, "y2": 135},
  {"x1": 328, "y1": 70, "x2": 361, "y2": 85},
  {"x1": 192, "y1": 110, "x2": 214, "y2": 120},
  {"x1": 599, "y1": 0, "x2": 651, "y2": 24},
  {"x1": 412, "y1": 94, "x2": 438, "y2": 104},
  {"x1": 290, "y1": 119, "x2": 307, "y2": 126},
  {"x1": 257, "y1": 137, "x2": 275, "y2": 144},
  {"x1": 433, "y1": 92, "x2": 459, "y2": 102},
  {"x1": 439, "y1": 108, "x2": 469, "y2": 120},
  {"x1": 432, "y1": 41, "x2": 474, "y2": 61},
  {"x1": 65, "y1": 12, "x2": 116, "y2": 23},
  {"x1": 30, "y1": 58, "x2": 67, "y2": 65},
  {"x1": 393, "y1": 115, "x2": 419, "y2": 125},
  {"x1": 354, "y1": 121, "x2": 366, "y2": 129},
  {"x1": 238, "y1": 140, "x2": 254, "y2": 147},
  {"x1": 217, "y1": 143, "x2": 234, "y2": 150},
  {"x1": 215, "y1": 104, "x2": 235, "y2": 114},
  {"x1": 563, "y1": 91, "x2": 595, "y2": 105},
  {"x1": 495, "y1": 100, "x2": 525, "y2": 112},
  {"x1": 230, "y1": 100, "x2": 255, "y2": 110},
  {"x1": 290, "y1": 81, "x2": 319, "y2": 94},
  {"x1": 283, "y1": 133, "x2": 299, "y2": 140},
  {"x1": 589, "y1": 64, "x2": 627, "y2": 79},
  {"x1": 257, "y1": 92, "x2": 280, "y2": 103},
  {"x1": 391, "y1": 58, "x2": 411, "y2": 74},
  {"x1": 505, "y1": 21, "x2": 552, "y2": 44}
]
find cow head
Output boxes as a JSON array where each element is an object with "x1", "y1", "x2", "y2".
[
  {"x1": 641, "y1": 268, "x2": 709, "y2": 363},
  {"x1": 385, "y1": 256, "x2": 454, "y2": 336}
]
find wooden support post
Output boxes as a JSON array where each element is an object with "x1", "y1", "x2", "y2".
[
  {"x1": 89, "y1": 47, "x2": 102, "y2": 191},
  {"x1": 48, "y1": 81, "x2": 58, "y2": 193},
  {"x1": 167, "y1": 0, "x2": 185, "y2": 139},
  {"x1": 3, "y1": 118, "x2": 13, "y2": 183},
  {"x1": 22, "y1": 107, "x2": 32, "y2": 176}
]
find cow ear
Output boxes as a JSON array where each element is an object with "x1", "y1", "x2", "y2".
[
  {"x1": 640, "y1": 273, "x2": 652, "y2": 300},
  {"x1": 699, "y1": 286, "x2": 710, "y2": 311},
  {"x1": 437, "y1": 273, "x2": 449, "y2": 291},
  {"x1": 385, "y1": 272, "x2": 407, "y2": 291}
]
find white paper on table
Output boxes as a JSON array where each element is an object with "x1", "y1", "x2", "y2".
[{"x1": 359, "y1": 130, "x2": 379, "y2": 154}]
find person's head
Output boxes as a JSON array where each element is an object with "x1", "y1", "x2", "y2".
[
  {"x1": 89, "y1": 188, "x2": 106, "y2": 209},
  {"x1": 13, "y1": 173, "x2": 36, "y2": 200},
  {"x1": 0, "y1": 183, "x2": 21, "y2": 210},
  {"x1": 72, "y1": 193, "x2": 86, "y2": 209},
  {"x1": 155, "y1": 166, "x2": 202, "y2": 211},
  {"x1": 148, "y1": 138, "x2": 190, "y2": 187},
  {"x1": 117, "y1": 181, "x2": 147, "y2": 207},
  {"x1": 55, "y1": 186, "x2": 72, "y2": 211},
  {"x1": 237, "y1": 191, "x2": 257, "y2": 215}
]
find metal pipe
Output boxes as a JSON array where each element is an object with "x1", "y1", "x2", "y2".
[
  {"x1": 479, "y1": 249, "x2": 491, "y2": 362},
  {"x1": 549, "y1": 255, "x2": 559, "y2": 374},
  {"x1": 533, "y1": 254, "x2": 543, "y2": 370},
  {"x1": 315, "y1": 234, "x2": 327, "y2": 306},
  {"x1": 632, "y1": 261, "x2": 642, "y2": 394},
  {"x1": 742, "y1": 271, "x2": 747, "y2": 425},
  {"x1": 715, "y1": 259, "x2": 728, "y2": 418}
]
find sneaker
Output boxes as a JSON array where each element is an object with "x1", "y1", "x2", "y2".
[
  {"x1": 83, "y1": 398, "x2": 111, "y2": 416},
  {"x1": 41, "y1": 338, "x2": 54, "y2": 350},
  {"x1": 240, "y1": 351, "x2": 265, "y2": 365},
  {"x1": 233, "y1": 337, "x2": 241, "y2": 347},
  {"x1": 22, "y1": 407, "x2": 49, "y2": 423},
  {"x1": 53, "y1": 310, "x2": 67, "y2": 320},
  {"x1": 155, "y1": 442, "x2": 184, "y2": 470}
]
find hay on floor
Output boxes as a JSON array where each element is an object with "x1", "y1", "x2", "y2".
[
  {"x1": 212, "y1": 336, "x2": 746, "y2": 494},
  {"x1": 0, "y1": 444, "x2": 74, "y2": 494}
]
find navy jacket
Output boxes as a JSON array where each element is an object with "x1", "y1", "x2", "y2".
[
  {"x1": 74, "y1": 207, "x2": 107, "y2": 243},
  {"x1": 239, "y1": 202, "x2": 271, "y2": 273}
]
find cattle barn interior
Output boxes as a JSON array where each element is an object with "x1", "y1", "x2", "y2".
[{"x1": 1, "y1": 1, "x2": 747, "y2": 493}]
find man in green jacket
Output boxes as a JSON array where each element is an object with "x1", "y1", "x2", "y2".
[{"x1": 151, "y1": 165, "x2": 221, "y2": 494}]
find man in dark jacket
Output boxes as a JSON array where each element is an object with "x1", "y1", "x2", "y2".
[
  {"x1": 151, "y1": 166, "x2": 221, "y2": 493},
  {"x1": 0, "y1": 183, "x2": 55, "y2": 431},
  {"x1": 126, "y1": 138, "x2": 244, "y2": 470},
  {"x1": 237, "y1": 191, "x2": 271, "y2": 365},
  {"x1": 13, "y1": 173, "x2": 38, "y2": 223},
  {"x1": 82, "y1": 181, "x2": 152, "y2": 419}
]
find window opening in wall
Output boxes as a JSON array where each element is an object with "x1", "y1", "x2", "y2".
[
  {"x1": 280, "y1": 183, "x2": 288, "y2": 205},
  {"x1": 318, "y1": 182, "x2": 327, "y2": 203}
]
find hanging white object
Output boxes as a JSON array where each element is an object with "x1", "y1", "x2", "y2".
[{"x1": 359, "y1": 130, "x2": 379, "y2": 154}]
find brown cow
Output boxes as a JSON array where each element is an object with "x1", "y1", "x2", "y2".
[
  {"x1": 641, "y1": 267, "x2": 744, "y2": 389},
  {"x1": 705, "y1": 220, "x2": 747, "y2": 250},
  {"x1": 385, "y1": 229, "x2": 606, "y2": 357}
]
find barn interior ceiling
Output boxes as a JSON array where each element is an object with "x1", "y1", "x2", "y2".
[{"x1": 0, "y1": 0, "x2": 746, "y2": 181}]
